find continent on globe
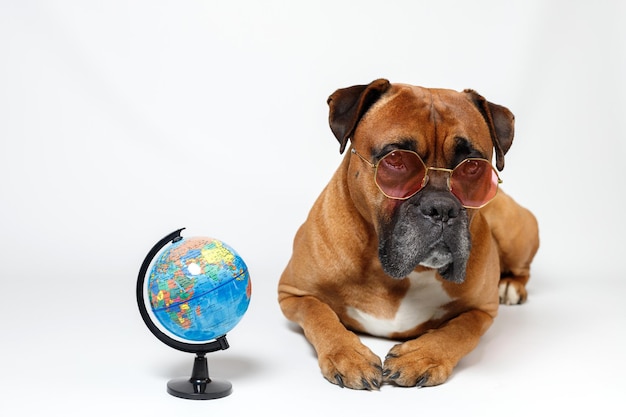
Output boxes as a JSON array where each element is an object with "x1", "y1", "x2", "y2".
[{"x1": 148, "y1": 237, "x2": 251, "y2": 342}]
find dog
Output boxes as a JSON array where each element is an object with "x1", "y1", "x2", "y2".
[{"x1": 278, "y1": 79, "x2": 539, "y2": 390}]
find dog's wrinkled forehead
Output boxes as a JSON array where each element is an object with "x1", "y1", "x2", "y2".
[
  {"x1": 327, "y1": 79, "x2": 514, "y2": 171},
  {"x1": 355, "y1": 85, "x2": 495, "y2": 164}
]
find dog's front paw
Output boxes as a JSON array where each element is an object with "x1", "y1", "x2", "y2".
[
  {"x1": 499, "y1": 277, "x2": 528, "y2": 305},
  {"x1": 318, "y1": 341, "x2": 383, "y2": 390},
  {"x1": 382, "y1": 339, "x2": 454, "y2": 387}
]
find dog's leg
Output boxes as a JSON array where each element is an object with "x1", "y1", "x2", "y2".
[
  {"x1": 495, "y1": 208, "x2": 539, "y2": 305},
  {"x1": 382, "y1": 309, "x2": 493, "y2": 387},
  {"x1": 480, "y1": 192, "x2": 540, "y2": 305},
  {"x1": 279, "y1": 290, "x2": 383, "y2": 390}
]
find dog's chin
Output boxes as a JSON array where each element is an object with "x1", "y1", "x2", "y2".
[
  {"x1": 418, "y1": 249, "x2": 453, "y2": 269},
  {"x1": 418, "y1": 249, "x2": 466, "y2": 284}
]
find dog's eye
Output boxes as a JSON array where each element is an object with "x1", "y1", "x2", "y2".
[
  {"x1": 381, "y1": 152, "x2": 406, "y2": 170},
  {"x1": 457, "y1": 160, "x2": 484, "y2": 177}
]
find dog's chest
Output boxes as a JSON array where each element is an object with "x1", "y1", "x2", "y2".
[{"x1": 346, "y1": 270, "x2": 453, "y2": 338}]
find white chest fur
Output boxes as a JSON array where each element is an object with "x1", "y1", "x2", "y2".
[{"x1": 346, "y1": 270, "x2": 453, "y2": 337}]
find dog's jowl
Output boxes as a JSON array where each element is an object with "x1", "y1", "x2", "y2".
[{"x1": 278, "y1": 79, "x2": 539, "y2": 390}]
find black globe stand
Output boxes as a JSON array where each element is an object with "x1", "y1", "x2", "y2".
[
  {"x1": 136, "y1": 228, "x2": 234, "y2": 400},
  {"x1": 166, "y1": 336, "x2": 232, "y2": 400}
]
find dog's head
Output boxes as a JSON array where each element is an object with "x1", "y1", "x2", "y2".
[{"x1": 327, "y1": 79, "x2": 514, "y2": 283}]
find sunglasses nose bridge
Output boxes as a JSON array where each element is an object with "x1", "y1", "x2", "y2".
[{"x1": 423, "y1": 167, "x2": 453, "y2": 191}]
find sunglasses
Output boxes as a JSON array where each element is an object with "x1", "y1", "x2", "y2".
[{"x1": 351, "y1": 148, "x2": 502, "y2": 209}]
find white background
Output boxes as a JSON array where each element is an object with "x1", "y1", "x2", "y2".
[{"x1": 1, "y1": 1, "x2": 625, "y2": 415}]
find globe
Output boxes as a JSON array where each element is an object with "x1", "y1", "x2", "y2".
[
  {"x1": 136, "y1": 228, "x2": 251, "y2": 400},
  {"x1": 147, "y1": 236, "x2": 251, "y2": 342}
]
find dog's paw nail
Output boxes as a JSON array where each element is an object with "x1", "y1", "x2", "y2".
[
  {"x1": 375, "y1": 364, "x2": 384, "y2": 372},
  {"x1": 361, "y1": 378, "x2": 372, "y2": 390},
  {"x1": 385, "y1": 353, "x2": 398, "y2": 360},
  {"x1": 371, "y1": 379, "x2": 381, "y2": 389},
  {"x1": 382, "y1": 368, "x2": 391, "y2": 377},
  {"x1": 415, "y1": 374, "x2": 429, "y2": 387},
  {"x1": 388, "y1": 371, "x2": 400, "y2": 380},
  {"x1": 334, "y1": 374, "x2": 345, "y2": 388}
]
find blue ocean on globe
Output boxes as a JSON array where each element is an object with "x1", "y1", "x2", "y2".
[{"x1": 147, "y1": 237, "x2": 251, "y2": 342}]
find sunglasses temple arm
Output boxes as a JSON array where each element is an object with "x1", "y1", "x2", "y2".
[{"x1": 351, "y1": 148, "x2": 376, "y2": 168}]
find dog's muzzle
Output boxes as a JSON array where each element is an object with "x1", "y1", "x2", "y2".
[{"x1": 378, "y1": 190, "x2": 471, "y2": 283}]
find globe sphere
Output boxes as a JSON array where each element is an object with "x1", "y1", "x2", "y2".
[{"x1": 147, "y1": 236, "x2": 251, "y2": 342}]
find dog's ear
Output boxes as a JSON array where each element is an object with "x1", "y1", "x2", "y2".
[
  {"x1": 463, "y1": 89, "x2": 515, "y2": 171},
  {"x1": 327, "y1": 79, "x2": 391, "y2": 154}
]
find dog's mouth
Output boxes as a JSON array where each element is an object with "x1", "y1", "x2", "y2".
[
  {"x1": 417, "y1": 244, "x2": 462, "y2": 283},
  {"x1": 418, "y1": 244, "x2": 453, "y2": 269},
  {"x1": 379, "y1": 235, "x2": 467, "y2": 282}
]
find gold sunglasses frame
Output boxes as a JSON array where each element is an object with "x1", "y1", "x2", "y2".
[{"x1": 350, "y1": 148, "x2": 502, "y2": 209}]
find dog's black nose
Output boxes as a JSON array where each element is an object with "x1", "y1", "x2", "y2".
[{"x1": 419, "y1": 194, "x2": 461, "y2": 223}]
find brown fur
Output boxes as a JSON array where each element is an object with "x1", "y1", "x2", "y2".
[{"x1": 278, "y1": 79, "x2": 539, "y2": 389}]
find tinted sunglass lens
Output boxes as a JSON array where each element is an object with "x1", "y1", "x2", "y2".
[
  {"x1": 450, "y1": 159, "x2": 498, "y2": 207},
  {"x1": 375, "y1": 151, "x2": 426, "y2": 199}
]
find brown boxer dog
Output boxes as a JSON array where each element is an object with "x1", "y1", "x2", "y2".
[{"x1": 278, "y1": 79, "x2": 539, "y2": 390}]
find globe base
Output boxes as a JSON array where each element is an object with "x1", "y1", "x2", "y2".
[
  {"x1": 165, "y1": 350, "x2": 232, "y2": 400},
  {"x1": 166, "y1": 377, "x2": 232, "y2": 400}
]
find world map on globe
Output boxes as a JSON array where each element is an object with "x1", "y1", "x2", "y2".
[{"x1": 147, "y1": 237, "x2": 251, "y2": 342}]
